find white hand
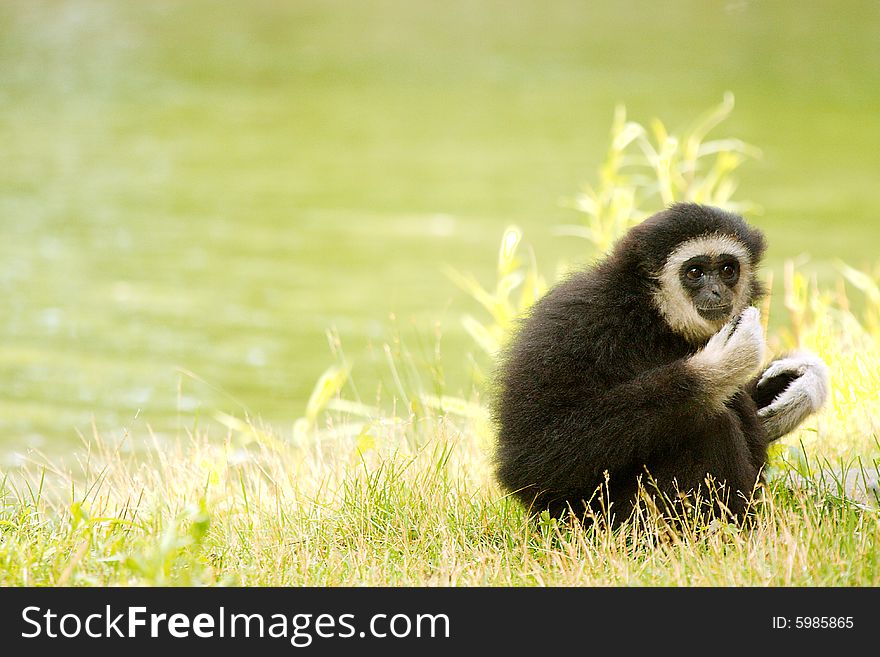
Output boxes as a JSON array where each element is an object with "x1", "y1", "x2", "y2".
[
  {"x1": 758, "y1": 351, "x2": 829, "y2": 440},
  {"x1": 691, "y1": 307, "x2": 766, "y2": 404}
]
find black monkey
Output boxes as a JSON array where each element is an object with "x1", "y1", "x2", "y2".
[{"x1": 493, "y1": 203, "x2": 828, "y2": 524}]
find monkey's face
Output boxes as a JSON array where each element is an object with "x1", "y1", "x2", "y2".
[
  {"x1": 679, "y1": 254, "x2": 740, "y2": 322},
  {"x1": 653, "y1": 233, "x2": 754, "y2": 343}
]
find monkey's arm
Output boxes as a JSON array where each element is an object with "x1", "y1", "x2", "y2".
[
  {"x1": 577, "y1": 360, "x2": 737, "y2": 467},
  {"x1": 748, "y1": 352, "x2": 829, "y2": 441},
  {"x1": 536, "y1": 308, "x2": 766, "y2": 491}
]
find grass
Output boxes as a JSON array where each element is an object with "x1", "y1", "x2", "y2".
[
  {"x1": 3, "y1": 251, "x2": 880, "y2": 585},
  {"x1": 4, "y1": 231, "x2": 880, "y2": 586},
  {"x1": 2, "y1": 423, "x2": 878, "y2": 586}
]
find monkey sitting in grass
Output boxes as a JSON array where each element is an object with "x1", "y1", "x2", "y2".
[{"x1": 493, "y1": 203, "x2": 828, "y2": 525}]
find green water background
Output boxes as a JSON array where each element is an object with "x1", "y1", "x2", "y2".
[{"x1": 1, "y1": 0, "x2": 878, "y2": 455}]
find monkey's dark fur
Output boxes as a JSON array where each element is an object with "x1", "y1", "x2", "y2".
[{"x1": 493, "y1": 203, "x2": 780, "y2": 524}]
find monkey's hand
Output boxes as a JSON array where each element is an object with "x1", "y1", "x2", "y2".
[
  {"x1": 755, "y1": 351, "x2": 829, "y2": 441},
  {"x1": 689, "y1": 306, "x2": 766, "y2": 407}
]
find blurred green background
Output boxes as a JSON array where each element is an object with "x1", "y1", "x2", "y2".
[{"x1": 1, "y1": 0, "x2": 878, "y2": 455}]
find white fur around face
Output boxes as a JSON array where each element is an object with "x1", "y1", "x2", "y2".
[{"x1": 652, "y1": 233, "x2": 753, "y2": 343}]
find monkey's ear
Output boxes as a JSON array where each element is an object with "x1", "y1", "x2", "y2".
[
  {"x1": 749, "y1": 278, "x2": 768, "y2": 302},
  {"x1": 746, "y1": 226, "x2": 767, "y2": 262}
]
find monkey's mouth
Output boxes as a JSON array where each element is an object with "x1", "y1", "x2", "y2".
[{"x1": 697, "y1": 304, "x2": 732, "y2": 321}]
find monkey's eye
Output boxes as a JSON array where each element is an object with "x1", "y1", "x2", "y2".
[
  {"x1": 720, "y1": 263, "x2": 738, "y2": 280},
  {"x1": 686, "y1": 266, "x2": 704, "y2": 281}
]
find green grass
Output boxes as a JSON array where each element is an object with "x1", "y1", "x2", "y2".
[
  {"x1": 2, "y1": 427, "x2": 878, "y2": 586},
  {"x1": 3, "y1": 252, "x2": 880, "y2": 585}
]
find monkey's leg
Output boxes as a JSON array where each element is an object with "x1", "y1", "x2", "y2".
[{"x1": 754, "y1": 352, "x2": 829, "y2": 441}]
